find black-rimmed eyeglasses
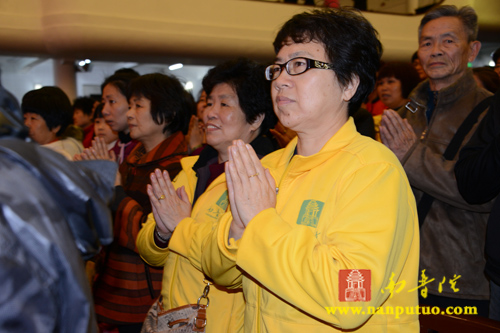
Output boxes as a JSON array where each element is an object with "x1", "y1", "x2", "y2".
[{"x1": 265, "y1": 57, "x2": 335, "y2": 81}]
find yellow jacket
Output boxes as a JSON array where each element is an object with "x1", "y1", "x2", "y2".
[
  {"x1": 136, "y1": 155, "x2": 244, "y2": 333},
  {"x1": 202, "y1": 118, "x2": 420, "y2": 332}
]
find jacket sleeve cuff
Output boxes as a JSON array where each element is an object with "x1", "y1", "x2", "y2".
[
  {"x1": 136, "y1": 213, "x2": 170, "y2": 266},
  {"x1": 218, "y1": 211, "x2": 240, "y2": 261},
  {"x1": 169, "y1": 217, "x2": 197, "y2": 257}
]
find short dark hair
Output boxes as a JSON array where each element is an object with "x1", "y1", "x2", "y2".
[
  {"x1": 73, "y1": 96, "x2": 96, "y2": 116},
  {"x1": 21, "y1": 86, "x2": 73, "y2": 136},
  {"x1": 473, "y1": 66, "x2": 500, "y2": 94},
  {"x1": 93, "y1": 103, "x2": 105, "y2": 120},
  {"x1": 419, "y1": 5, "x2": 478, "y2": 42},
  {"x1": 202, "y1": 58, "x2": 277, "y2": 134},
  {"x1": 377, "y1": 62, "x2": 421, "y2": 99},
  {"x1": 272, "y1": 8, "x2": 382, "y2": 115},
  {"x1": 492, "y1": 48, "x2": 500, "y2": 64},
  {"x1": 101, "y1": 68, "x2": 140, "y2": 96},
  {"x1": 127, "y1": 73, "x2": 193, "y2": 135},
  {"x1": 411, "y1": 51, "x2": 419, "y2": 63}
]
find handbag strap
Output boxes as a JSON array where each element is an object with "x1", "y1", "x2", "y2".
[
  {"x1": 193, "y1": 307, "x2": 207, "y2": 332},
  {"x1": 417, "y1": 96, "x2": 494, "y2": 227},
  {"x1": 193, "y1": 280, "x2": 211, "y2": 332},
  {"x1": 196, "y1": 280, "x2": 211, "y2": 308}
]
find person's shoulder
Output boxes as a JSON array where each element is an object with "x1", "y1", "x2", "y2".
[
  {"x1": 180, "y1": 155, "x2": 200, "y2": 170},
  {"x1": 345, "y1": 134, "x2": 402, "y2": 168},
  {"x1": 260, "y1": 146, "x2": 287, "y2": 168},
  {"x1": 61, "y1": 137, "x2": 84, "y2": 158},
  {"x1": 65, "y1": 136, "x2": 84, "y2": 148},
  {"x1": 42, "y1": 140, "x2": 74, "y2": 160},
  {"x1": 476, "y1": 86, "x2": 494, "y2": 101}
]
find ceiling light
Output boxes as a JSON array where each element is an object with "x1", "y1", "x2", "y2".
[
  {"x1": 75, "y1": 59, "x2": 93, "y2": 72},
  {"x1": 169, "y1": 63, "x2": 183, "y2": 71}
]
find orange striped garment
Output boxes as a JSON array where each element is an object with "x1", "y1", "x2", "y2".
[{"x1": 93, "y1": 131, "x2": 187, "y2": 325}]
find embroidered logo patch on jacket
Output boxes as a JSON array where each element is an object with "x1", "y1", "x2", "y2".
[
  {"x1": 297, "y1": 200, "x2": 324, "y2": 228},
  {"x1": 206, "y1": 191, "x2": 228, "y2": 220}
]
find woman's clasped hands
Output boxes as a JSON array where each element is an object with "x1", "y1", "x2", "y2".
[
  {"x1": 226, "y1": 140, "x2": 276, "y2": 240},
  {"x1": 74, "y1": 136, "x2": 116, "y2": 162},
  {"x1": 74, "y1": 137, "x2": 121, "y2": 185},
  {"x1": 147, "y1": 169, "x2": 192, "y2": 237}
]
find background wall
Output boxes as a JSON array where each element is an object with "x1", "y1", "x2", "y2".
[{"x1": 0, "y1": 0, "x2": 498, "y2": 102}]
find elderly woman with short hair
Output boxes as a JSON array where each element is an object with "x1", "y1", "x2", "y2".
[
  {"x1": 22, "y1": 86, "x2": 83, "y2": 160},
  {"x1": 136, "y1": 58, "x2": 278, "y2": 333}
]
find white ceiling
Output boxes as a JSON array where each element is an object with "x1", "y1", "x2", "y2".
[
  {"x1": 0, "y1": 57, "x2": 212, "y2": 103},
  {"x1": 2, "y1": 40, "x2": 498, "y2": 104}
]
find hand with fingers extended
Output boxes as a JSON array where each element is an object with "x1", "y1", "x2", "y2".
[
  {"x1": 74, "y1": 137, "x2": 121, "y2": 185},
  {"x1": 74, "y1": 137, "x2": 117, "y2": 162},
  {"x1": 147, "y1": 169, "x2": 192, "y2": 238},
  {"x1": 226, "y1": 140, "x2": 276, "y2": 240},
  {"x1": 379, "y1": 109, "x2": 417, "y2": 161}
]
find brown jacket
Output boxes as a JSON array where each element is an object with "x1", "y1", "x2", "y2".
[{"x1": 400, "y1": 70, "x2": 492, "y2": 300}]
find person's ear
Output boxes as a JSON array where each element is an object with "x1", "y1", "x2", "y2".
[
  {"x1": 342, "y1": 75, "x2": 360, "y2": 102},
  {"x1": 50, "y1": 125, "x2": 61, "y2": 135},
  {"x1": 250, "y1": 113, "x2": 265, "y2": 132},
  {"x1": 468, "y1": 41, "x2": 481, "y2": 63}
]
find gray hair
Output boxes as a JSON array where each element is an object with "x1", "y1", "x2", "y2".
[{"x1": 418, "y1": 5, "x2": 478, "y2": 42}]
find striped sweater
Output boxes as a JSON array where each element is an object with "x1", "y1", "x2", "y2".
[{"x1": 93, "y1": 131, "x2": 187, "y2": 325}]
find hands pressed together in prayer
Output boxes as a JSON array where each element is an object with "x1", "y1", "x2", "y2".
[
  {"x1": 226, "y1": 140, "x2": 277, "y2": 241},
  {"x1": 74, "y1": 137, "x2": 121, "y2": 185},
  {"x1": 147, "y1": 169, "x2": 192, "y2": 239},
  {"x1": 74, "y1": 136, "x2": 116, "y2": 162},
  {"x1": 379, "y1": 109, "x2": 417, "y2": 161},
  {"x1": 186, "y1": 115, "x2": 205, "y2": 152}
]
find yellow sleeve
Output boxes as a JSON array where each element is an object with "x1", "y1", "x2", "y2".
[
  {"x1": 236, "y1": 162, "x2": 418, "y2": 328},
  {"x1": 169, "y1": 171, "x2": 230, "y2": 273},
  {"x1": 136, "y1": 212, "x2": 170, "y2": 267},
  {"x1": 168, "y1": 216, "x2": 210, "y2": 270},
  {"x1": 200, "y1": 210, "x2": 244, "y2": 289}
]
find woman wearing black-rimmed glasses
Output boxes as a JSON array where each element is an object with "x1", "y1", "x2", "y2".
[{"x1": 202, "y1": 8, "x2": 420, "y2": 332}]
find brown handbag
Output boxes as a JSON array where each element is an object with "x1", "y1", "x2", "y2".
[{"x1": 141, "y1": 281, "x2": 210, "y2": 333}]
